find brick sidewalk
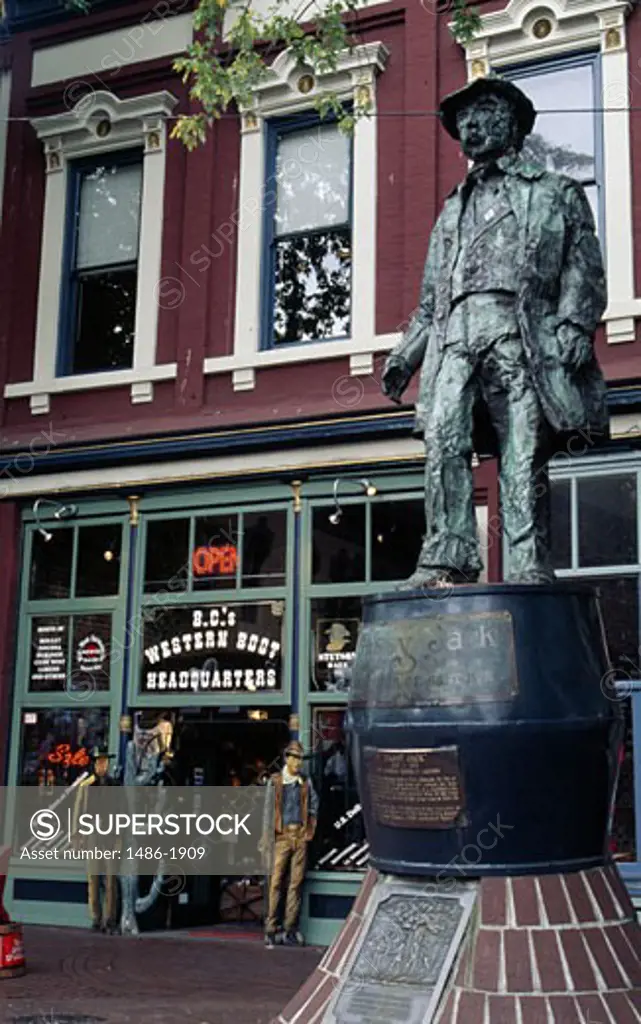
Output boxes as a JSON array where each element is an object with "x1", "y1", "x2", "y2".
[{"x1": 0, "y1": 927, "x2": 321, "y2": 1024}]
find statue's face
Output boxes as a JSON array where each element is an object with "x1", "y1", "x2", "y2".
[{"x1": 456, "y1": 93, "x2": 519, "y2": 162}]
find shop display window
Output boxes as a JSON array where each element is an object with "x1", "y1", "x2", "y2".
[
  {"x1": 29, "y1": 528, "x2": 73, "y2": 600},
  {"x1": 140, "y1": 600, "x2": 285, "y2": 695},
  {"x1": 76, "y1": 524, "x2": 122, "y2": 596},
  {"x1": 144, "y1": 518, "x2": 190, "y2": 593},
  {"x1": 29, "y1": 522, "x2": 124, "y2": 601},
  {"x1": 241, "y1": 511, "x2": 287, "y2": 589},
  {"x1": 310, "y1": 596, "x2": 362, "y2": 694},
  {"x1": 19, "y1": 707, "x2": 110, "y2": 786},
  {"x1": 312, "y1": 504, "x2": 365, "y2": 584},
  {"x1": 308, "y1": 707, "x2": 367, "y2": 872},
  {"x1": 371, "y1": 499, "x2": 424, "y2": 581},
  {"x1": 144, "y1": 509, "x2": 288, "y2": 593},
  {"x1": 29, "y1": 612, "x2": 111, "y2": 693},
  {"x1": 193, "y1": 514, "x2": 240, "y2": 590}
]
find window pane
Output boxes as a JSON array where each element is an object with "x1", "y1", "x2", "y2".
[
  {"x1": 76, "y1": 160, "x2": 142, "y2": 270},
  {"x1": 588, "y1": 575, "x2": 639, "y2": 863},
  {"x1": 29, "y1": 615, "x2": 69, "y2": 692},
  {"x1": 308, "y1": 707, "x2": 367, "y2": 872},
  {"x1": 611, "y1": 699, "x2": 636, "y2": 862},
  {"x1": 371, "y1": 499, "x2": 424, "y2": 581},
  {"x1": 71, "y1": 613, "x2": 111, "y2": 693},
  {"x1": 550, "y1": 478, "x2": 571, "y2": 569},
  {"x1": 76, "y1": 524, "x2": 122, "y2": 597},
  {"x1": 589, "y1": 575, "x2": 638, "y2": 678},
  {"x1": 144, "y1": 519, "x2": 189, "y2": 593},
  {"x1": 312, "y1": 505, "x2": 365, "y2": 584},
  {"x1": 512, "y1": 63, "x2": 595, "y2": 182},
  {"x1": 193, "y1": 514, "x2": 239, "y2": 590},
  {"x1": 311, "y1": 596, "x2": 362, "y2": 693},
  {"x1": 19, "y1": 707, "x2": 110, "y2": 786},
  {"x1": 242, "y1": 511, "x2": 287, "y2": 588},
  {"x1": 273, "y1": 230, "x2": 351, "y2": 344},
  {"x1": 72, "y1": 267, "x2": 136, "y2": 373},
  {"x1": 578, "y1": 475, "x2": 637, "y2": 567},
  {"x1": 275, "y1": 125, "x2": 350, "y2": 235},
  {"x1": 29, "y1": 528, "x2": 73, "y2": 600}
]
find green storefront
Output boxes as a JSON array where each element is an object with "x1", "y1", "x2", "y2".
[
  {"x1": 4, "y1": 464, "x2": 441, "y2": 943},
  {"x1": 4, "y1": 444, "x2": 640, "y2": 941}
]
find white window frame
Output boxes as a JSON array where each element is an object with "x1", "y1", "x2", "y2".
[
  {"x1": 458, "y1": 0, "x2": 635, "y2": 345},
  {"x1": 203, "y1": 42, "x2": 393, "y2": 393},
  {"x1": 5, "y1": 90, "x2": 178, "y2": 415}
]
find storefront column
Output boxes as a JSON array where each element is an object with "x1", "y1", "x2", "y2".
[
  {"x1": 0, "y1": 502, "x2": 21, "y2": 784},
  {"x1": 289, "y1": 480, "x2": 303, "y2": 741},
  {"x1": 119, "y1": 495, "x2": 141, "y2": 765}
]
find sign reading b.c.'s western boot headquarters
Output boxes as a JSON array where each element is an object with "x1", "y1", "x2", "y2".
[{"x1": 140, "y1": 602, "x2": 284, "y2": 694}]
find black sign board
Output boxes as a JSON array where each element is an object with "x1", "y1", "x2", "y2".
[
  {"x1": 72, "y1": 614, "x2": 111, "y2": 692},
  {"x1": 30, "y1": 616, "x2": 68, "y2": 691},
  {"x1": 30, "y1": 614, "x2": 112, "y2": 693},
  {"x1": 314, "y1": 618, "x2": 360, "y2": 693},
  {"x1": 141, "y1": 603, "x2": 284, "y2": 694}
]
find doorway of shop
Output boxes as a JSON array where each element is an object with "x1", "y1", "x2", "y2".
[{"x1": 134, "y1": 709, "x2": 290, "y2": 937}]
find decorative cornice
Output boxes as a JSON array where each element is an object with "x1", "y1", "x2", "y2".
[
  {"x1": 31, "y1": 89, "x2": 177, "y2": 151},
  {"x1": 459, "y1": 0, "x2": 631, "y2": 70},
  {"x1": 244, "y1": 41, "x2": 389, "y2": 117}
]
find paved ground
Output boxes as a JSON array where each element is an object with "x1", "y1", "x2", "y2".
[{"x1": 1, "y1": 927, "x2": 322, "y2": 1024}]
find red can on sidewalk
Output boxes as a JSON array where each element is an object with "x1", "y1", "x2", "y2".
[{"x1": 0, "y1": 923, "x2": 26, "y2": 978}]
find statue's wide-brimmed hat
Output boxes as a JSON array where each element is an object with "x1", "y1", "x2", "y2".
[
  {"x1": 91, "y1": 746, "x2": 116, "y2": 761},
  {"x1": 439, "y1": 75, "x2": 536, "y2": 141}
]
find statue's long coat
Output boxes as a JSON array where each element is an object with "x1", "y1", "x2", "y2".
[{"x1": 391, "y1": 155, "x2": 609, "y2": 457}]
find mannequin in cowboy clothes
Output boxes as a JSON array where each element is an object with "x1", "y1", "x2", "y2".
[
  {"x1": 262, "y1": 741, "x2": 319, "y2": 948},
  {"x1": 382, "y1": 75, "x2": 607, "y2": 587},
  {"x1": 72, "y1": 748, "x2": 119, "y2": 933}
]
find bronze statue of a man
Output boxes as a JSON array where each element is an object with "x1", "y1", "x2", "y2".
[{"x1": 382, "y1": 76, "x2": 608, "y2": 587}]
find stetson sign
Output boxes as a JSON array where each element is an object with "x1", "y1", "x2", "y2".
[{"x1": 141, "y1": 602, "x2": 284, "y2": 694}]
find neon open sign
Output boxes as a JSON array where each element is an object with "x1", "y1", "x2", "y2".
[{"x1": 192, "y1": 545, "x2": 238, "y2": 577}]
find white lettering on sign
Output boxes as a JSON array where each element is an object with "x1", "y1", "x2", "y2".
[
  {"x1": 144, "y1": 631, "x2": 280, "y2": 666},
  {"x1": 145, "y1": 667, "x2": 278, "y2": 693},
  {"x1": 142, "y1": 606, "x2": 281, "y2": 694}
]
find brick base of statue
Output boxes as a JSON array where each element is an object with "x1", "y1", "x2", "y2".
[{"x1": 275, "y1": 866, "x2": 641, "y2": 1023}]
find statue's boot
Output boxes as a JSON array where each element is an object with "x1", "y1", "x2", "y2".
[
  {"x1": 396, "y1": 566, "x2": 474, "y2": 592},
  {"x1": 506, "y1": 567, "x2": 556, "y2": 584}
]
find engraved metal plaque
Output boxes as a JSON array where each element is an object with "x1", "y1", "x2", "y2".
[
  {"x1": 365, "y1": 746, "x2": 464, "y2": 829},
  {"x1": 335, "y1": 983, "x2": 429, "y2": 1024},
  {"x1": 350, "y1": 611, "x2": 518, "y2": 707},
  {"x1": 326, "y1": 886, "x2": 476, "y2": 1024}
]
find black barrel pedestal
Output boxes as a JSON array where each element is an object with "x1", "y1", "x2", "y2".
[{"x1": 347, "y1": 583, "x2": 622, "y2": 877}]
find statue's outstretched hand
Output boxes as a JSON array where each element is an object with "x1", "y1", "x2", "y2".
[
  {"x1": 382, "y1": 356, "x2": 412, "y2": 404},
  {"x1": 556, "y1": 321, "x2": 593, "y2": 371}
]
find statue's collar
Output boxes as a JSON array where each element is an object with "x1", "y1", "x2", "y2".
[{"x1": 451, "y1": 152, "x2": 544, "y2": 197}]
